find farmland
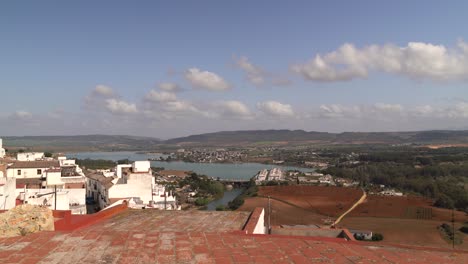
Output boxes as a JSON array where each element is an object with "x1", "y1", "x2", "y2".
[
  {"x1": 257, "y1": 185, "x2": 363, "y2": 217},
  {"x1": 238, "y1": 185, "x2": 468, "y2": 249}
]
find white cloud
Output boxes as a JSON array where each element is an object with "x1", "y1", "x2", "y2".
[
  {"x1": 215, "y1": 100, "x2": 252, "y2": 119},
  {"x1": 105, "y1": 99, "x2": 138, "y2": 114},
  {"x1": 185, "y1": 68, "x2": 231, "y2": 91},
  {"x1": 257, "y1": 101, "x2": 294, "y2": 117},
  {"x1": 235, "y1": 56, "x2": 292, "y2": 87},
  {"x1": 93, "y1": 85, "x2": 115, "y2": 97},
  {"x1": 318, "y1": 103, "x2": 403, "y2": 119},
  {"x1": 319, "y1": 104, "x2": 361, "y2": 119},
  {"x1": 372, "y1": 103, "x2": 403, "y2": 113},
  {"x1": 235, "y1": 56, "x2": 265, "y2": 86},
  {"x1": 158, "y1": 82, "x2": 183, "y2": 93},
  {"x1": 12, "y1": 111, "x2": 33, "y2": 119},
  {"x1": 292, "y1": 41, "x2": 468, "y2": 82},
  {"x1": 145, "y1": 90, "x2": 177, "y2": 103}
]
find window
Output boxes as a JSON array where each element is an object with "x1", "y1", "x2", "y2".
[
  {"x1": 37, "y1": 169, "x2": 42, "y2": 175},
  {"x1": 17, "y1": 170, "x2": 21, "y2": 175}
]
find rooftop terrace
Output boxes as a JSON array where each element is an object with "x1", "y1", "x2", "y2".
[{"x1": 0, "y1": 208, "x2": 467, "y2": 263}]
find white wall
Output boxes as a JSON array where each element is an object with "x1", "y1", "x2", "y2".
[
  {"x1": 7, "y1": 167, "x2": 45, "y2": 178},
  {"x1": 46, "y1": 171, "x2": 63, "y2": 186},
  {"x1": 132, "y1": 161, "x2": 150, "y2": 173},
  {"x1": 17, "y1": 152, "x2": 44, "y2": 161},
  {"x1": 15, "y1": 188, "x2": 86, "y2": 214},
  {"x1": 109, "y1": 173, "x2": 153, "y2": 204},
  {"x1": 253, "y1": 208, "x2": 266, "y2": 234},
  {"x1": 0, "y1": 138, "x2": 4, "y2": 159},
  {"x1": 0, "y1": 177, "x2": 16, "y2": 210},
  {"x1": 116, "y1": 164, "x2": 132, "y2": 178}
]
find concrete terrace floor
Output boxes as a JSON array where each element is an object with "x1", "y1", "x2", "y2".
[
  {"x1": 86, "y1": 209, "x2": 252, "y2": 233},
  {"x1": 0, "y1": 209, "x2": 467, "y2": 264}
]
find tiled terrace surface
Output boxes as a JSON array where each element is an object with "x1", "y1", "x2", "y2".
[
  {"x1": 85, "y1": 209, "x2": 252, "y2": 233},
  {"x1": 0, "y1": 210, "x2": 467, "y2": 264}
]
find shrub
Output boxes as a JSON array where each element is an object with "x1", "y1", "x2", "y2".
[
  {"x1": 195, "y1": 197, "x2": 209, "y2": 206},
  {"x1": 371, "y1": 233, "x2": 384, "y2": 241},
  {"x1": 215, "y1": 205, "x2": 225, "y2": 211},
  {"x1": 228, "y1": 197, "x2": 244, "y2": 210}
]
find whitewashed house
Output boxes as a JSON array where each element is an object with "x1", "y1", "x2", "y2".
[
  {"x1": 87, "y1": 161, "x2": 179, "y2": 210},
  {"x1": 7, "y1": 158, "x2": 87, "y2": 214}
]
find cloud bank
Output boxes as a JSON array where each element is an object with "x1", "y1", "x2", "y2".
[{"x1": 292, "y1": 41, "x2": 468, "y2": 82}]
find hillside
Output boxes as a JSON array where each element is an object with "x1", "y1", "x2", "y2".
[
  {"x1": 4, "y1": 130, "x2": 468, "y2": 151},
  {"x1": 164, "y1": 129, "x2": 468, "y2": 146},
  {"x1": 2, "y1": 135, "x2": 161, "y2": 152}
]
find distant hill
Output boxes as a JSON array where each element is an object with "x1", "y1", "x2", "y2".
[
  {"x1": 2, "y1": 135, "x2": 161, "y2": 152},
  {"x1": 164, "y1": 129, "x2": 468, "y2": 146},
  {"x1": 5, "y1": 130, "x2": 468, "y2": 151}
]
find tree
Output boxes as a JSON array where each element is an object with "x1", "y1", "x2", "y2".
[{"x1": 44, "y1": 152, "x2": 53, "y2": 158}]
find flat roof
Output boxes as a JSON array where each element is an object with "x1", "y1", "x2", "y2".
[{"x1": 0, "y1": 209, "x2": 466, "y2": 263}]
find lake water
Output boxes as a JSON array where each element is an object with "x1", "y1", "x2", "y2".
[{"x1": 67, "y1": 151, "x2": 313, "y2": 180}]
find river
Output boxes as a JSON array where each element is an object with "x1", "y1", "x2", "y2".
[
  {"x1": 66, "y1": 151, "x2": 313, "y2": 180},
  {"x1": 206, "y1": 188, "x2": 244, "y2": 211}
]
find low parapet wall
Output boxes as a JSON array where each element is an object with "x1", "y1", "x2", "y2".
[
  {"x1": 243, "y1": 207, "x2": 265, "y2": 234},
  {"x1": 54, "y1": 201, "x2": 128, "y2": 231}
]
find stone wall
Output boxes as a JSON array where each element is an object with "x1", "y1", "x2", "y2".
[{"x1": 0, "y1": 204, "x2": 54, "y2": 237}]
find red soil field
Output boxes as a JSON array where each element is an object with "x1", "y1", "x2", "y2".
[
  {"x1": 349, "y1": 194, "x2": 468, "y2": 222},
  {"x1": 238, "y1": 197, "x2": 327, "y2": 226},
  {"x1": 258, "y1": 185, "x2": 363, "y2": 217},
  {"x1": 340, "y1": 217, "x2": 468, "y2": 250}
]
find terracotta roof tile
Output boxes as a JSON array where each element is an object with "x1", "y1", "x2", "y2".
[
  {"x1": 9, "y1": 161, "x2": 59, "y2": 169},
  {"x1": 0, "y1": 209, "x2": 467, "y2": 263}
]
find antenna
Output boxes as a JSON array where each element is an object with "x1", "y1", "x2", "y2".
[
  {"x1": 452, "y1": 209, "x2": 455, "y2": 249},
  {"x1": 268, "y1": 196, "x2": 271, "y2": 234}
]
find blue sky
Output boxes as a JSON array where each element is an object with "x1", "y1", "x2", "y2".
[{"x1": 2, "y1": 1, "x2": 468, "y2": 138}]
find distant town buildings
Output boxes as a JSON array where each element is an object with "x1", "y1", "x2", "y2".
[{"x1": 255, "y1": 168, "x2": 285, "y2": 184}]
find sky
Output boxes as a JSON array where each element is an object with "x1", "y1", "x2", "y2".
[{"x1": 2, "y1": 1, "x2": 468, "y2": 139}]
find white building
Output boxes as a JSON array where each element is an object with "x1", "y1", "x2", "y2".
[
  {"x1": 7, "y1": 160, "x2": 60, "y2": 181},
  {"x1": 0, "y1": 138, "x2": 5, "y2": 158},
  {"x1": 7, "y1": 158, "x2": 87, "y2": 214},
  {"x1": 17, "y1": 152, "x2": 45, "y2": 161},
  {"x1": 0, "y1": 164, "x2": 16, "y2": 210},
  {"x1": 254, "y1": 168, "x2": 284, "y2": 184},
  {"x1": 87, "y1": 161, "x2": 179, "y2": 210},
  {"x1": 255, "y1": 169, "x2": 269, "y2": 184}
]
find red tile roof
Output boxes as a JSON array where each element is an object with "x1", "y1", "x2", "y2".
[{"x1": 8, "y1": 160, "x2": 60, "y2": 169}]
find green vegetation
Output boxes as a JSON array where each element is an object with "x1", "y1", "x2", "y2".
[
  {"x1": 438, "y1": 223, "x2": 463, "y2": 245},
  {"x1": 44, "y1": 152, "x2": 53, "y2": 158},
  {"x1": 195, "y1": 197, "x2": 210, "y2": 206},
  {"x1": 75, "y1": 158, "x2": 116, "y2": 169},
  {"x1": 321, "y1": 148, "x2": 468, "y2": 211},
  {"x1": 215, "y1": 205, "x2": 226, "y2": 211},
  {"x1": 179, "y1": 173, "x2": 225, "y2": 206},
  {"x1": 228, "y1": 180, "x2": 258, "y2": 210}
]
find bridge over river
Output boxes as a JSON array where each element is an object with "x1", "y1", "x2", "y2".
[{"x1": 216, "y1": 178, "x2": 252, "y2": 187}]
